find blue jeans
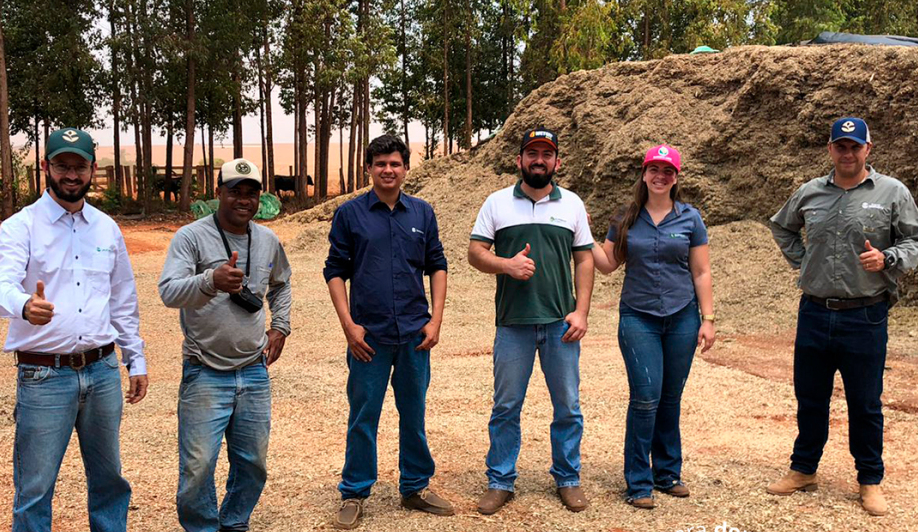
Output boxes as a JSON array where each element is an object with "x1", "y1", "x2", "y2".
[
  {"x1": 12, "y1": 352, "x2": 131, "y2": 532},
  {"x1": 791, "y1": 296, "x2": 888, "y2": 485},
  {"x1": 339, "y1": 333, "x2": 435, "y2": 499},
  {"x1": 177, "y1": 358, "x2": 271, "y2": 532},
  {"x1": 618, "y1": 301, "x2": 700, "y2": 499},
  {"x1": 486, "y1": 321, "x2": 583, "y2": 491}
]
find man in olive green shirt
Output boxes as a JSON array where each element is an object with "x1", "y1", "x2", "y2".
[{"x1": 767, "y1": 117, "x2": 918, "y2": 516}]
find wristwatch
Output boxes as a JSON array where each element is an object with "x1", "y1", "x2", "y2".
[
  {"x1": 883, "y1": 251, "x2": 897, "y2": 270},
  {"x1": 702, "y1": 314, "x2": 715, "y2": 322}
]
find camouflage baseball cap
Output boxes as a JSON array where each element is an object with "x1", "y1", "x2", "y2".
[{"x1": 46, "y1": 128, "x2": 96, "y2": 162}]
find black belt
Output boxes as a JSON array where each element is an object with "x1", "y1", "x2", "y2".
[
  {"x1": 15, "y1": 343, "x2": 115, "y2": 370},
  {"x1": 803, "y1": 293, "x2": 887, "y2": 311}
]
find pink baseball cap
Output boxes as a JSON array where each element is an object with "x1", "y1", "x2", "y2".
[{"x1": 642, "y1": 144, "x2": 681, "y2": 173}]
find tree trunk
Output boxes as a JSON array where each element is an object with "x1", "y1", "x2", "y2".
[
  {"x1": 355, "y1": 82, "x2": 364, "y2": 188},
  {"x1": 314, "y1": 85, "x2": 321, "y2": 201},
  {"x1": 256, "y1": 42, "x2": 267, "y2": 182},
  {"x1": 200, "y1": 124, "x2": 207, "y2": 186},
  {"x1": 347, "y1": 81, "x2": 358, "y2": 193},
  {"x1": 400, "y1": 0, "x2": 409, "y2": 147},
  {"x1": 109, "y1": 3, "x2": 122, "y2": 197},
  {"x1": 465, "y1": 5, "x2": 472, "y2": 150},
  {"x1": 293, "y1": 89, "x2": 299, "y2": 181},
  {"x1": 362, "y1": 76, "x2": 369, "y2": 184},
  {"x1": 179, "y1": 0, "x2": 196, "y2": 212},
  {"x1": 338, "y1": 118, "x2": 345, "y2": 196},
  {"x1": 0, "y1": 0, "x2": 13, "y2": 219},
  {"x1": 208, "y1": 125, "x2": 215, "y2": 197},
  {"x1": 263, "y1": 26, "x2": 275, "y2": 192},
  {"x1": 34, "y1": 115, "x2": 40, "y2": 192},
  {"x1": 232, "y1": 54, "x2": 243, "y2": 158},
  {"x1": 165, "y1": 123, "x2": 174, "y2": 203},
  {"x1": 442, "y1": 0, "x2": 450, "y2": 156},
  {"x1": 296, "y1": 72, "x2": 308, "y2": 198}
]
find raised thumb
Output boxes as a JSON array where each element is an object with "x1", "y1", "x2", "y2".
[
  {"x1": 35, "y1": 280, "x2": 45, "y2": 300},
  {"x1": 521, "y1": 243, "x2": 531, "y2": 256},
  {"x1": 228, "y1": 251, "x2": 239, "y2": 267},
  {"x1": 865, "y1": 240, "x2": 874, "y2": 251}
]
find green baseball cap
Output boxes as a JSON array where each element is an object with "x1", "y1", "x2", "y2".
[{"x1": 46, "y1": 128, "x2": 96, "y2": 162}]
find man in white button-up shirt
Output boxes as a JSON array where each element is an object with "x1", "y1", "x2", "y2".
[{"x1": 0, "y1": 128, "x2": 148, "y2": 532}]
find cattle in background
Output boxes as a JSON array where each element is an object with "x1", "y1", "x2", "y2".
[{"x1": 273, "y1": 175, "x2": 312, "y2": 196}]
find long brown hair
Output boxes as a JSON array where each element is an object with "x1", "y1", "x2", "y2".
[{"x1": 613, "y1": 169, "x2": 682, "y2": 264}]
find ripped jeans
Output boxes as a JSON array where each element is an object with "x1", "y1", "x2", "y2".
[
  {"x1": 618, "y1": 301, "x2": 700, "y2": 499},
  {"x1": 177, "y1": 358, "x2": 271, "y2": 532}
]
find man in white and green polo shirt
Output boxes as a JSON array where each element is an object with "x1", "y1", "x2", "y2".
[{"x1": 468, "y1": 127, "x2": 594, "y2": 515}]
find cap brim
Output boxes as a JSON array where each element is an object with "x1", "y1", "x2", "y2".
[
  {"x1": 221, "y1": 178, "x2": 262, "y2": 189},
  {"x1": 47, "y1": 147, "x2": 94, "y2": 162},
  {"x1": 522, "y1": 139, "x2": 558, "y2": 151},
  {"x1": 831, "y1": 135, "x2": 868, "y2": 145}
]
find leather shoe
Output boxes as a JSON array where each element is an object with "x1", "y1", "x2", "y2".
[
  {"x1": 627, "y1": 496, "x2": 655, "y2": 509},
  {"x1": 477, "y1": 488, "x2": 514, "y2": 515},
  {"x1": 558, "y1": 486, "x2": 589, "y2": 512},
  {"x1": 333, "y1": 498, "x2": 364, "y2": 530},
  {"x1": 656, "y1": 482, "x2": 690, "y2": 498},
  {"x1": 859, "y1": 484, "x2": 888, "y2": 516},
  {"x1": 401, "y1": 488, "x2": 455, "y2": 516},
  {"x1": 766, "y1": 470, "x2": 818, "y2": 496}
]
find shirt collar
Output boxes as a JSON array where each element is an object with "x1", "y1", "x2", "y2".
[
  {"x1": 39, "y1": 189, "x2": 94, "y2": 224},
  {"x1": 639, "y1": 201, "x2": 684, "y2": 226},
  {"x1": 367, "y1": 189, "x2": 409, "y2": 211},
  {"x1": 513, "y1": 180, "x2": 562, "y2": 202},
  {"x1": 825, "y1": 165, "x2": 878, "y2": 188}
]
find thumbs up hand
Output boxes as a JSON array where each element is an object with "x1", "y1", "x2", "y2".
[
  {"x1": 213, "y1": 251, "x2": 245, "y2": 293},
  {"x1": 24, "y1": 280, "x2": 55, "y2": 326},
  {"x1": 504, "y1": 243, "x2": 536, "y2": 280},
  {"x1": 859, "y1": 239, "x2": 886, "y2": 272}
]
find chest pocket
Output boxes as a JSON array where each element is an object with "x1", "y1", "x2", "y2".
[
  {"x1": 855, "y1": 206, "x2": 892, "y2": 245},
  {"x1": 89, "y1": 246, "x2": 116, "y2": 294},
  {"x1": 661, "y1": 231, "x2": 691, "y2": 266},
  {"x1": 401, "y1": 227, "x2": 426, "y2": 267},
  {"x1": 803, "y1": 208, "x2": 828, "y2": 244},
  {"x1": 249, "y1": 266, "x2": 272, "y2": 297}
]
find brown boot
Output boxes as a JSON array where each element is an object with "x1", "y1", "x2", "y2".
[
  {"x1": 859, "y1": 484, "x2": 888, "y2": 516},
  {"x1": 401, "y1": 488, "x2": 455, "y2": 516},
  {"x1": 333, "y1": 498, "x2": 364, "y2": 530},
  {"x1": 558, "y1": 486, "x2": 590, "y2": 512},
  {"x1": 477, "y1": 488, "x2": 514, "y2": 515},
  {"x1": 766, "y1": 470, "x2": 818, "y2": 496},
  {"x1": 656, "y1": 481, "x2": 690, "y2": 498},
  {"x1": 627, "y1": 496, "x2": 655, "y2": 509}
]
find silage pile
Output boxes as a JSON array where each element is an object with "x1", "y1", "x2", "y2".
[{"x1": 290, "y1": 43, "x2": 918, "y2": 304}]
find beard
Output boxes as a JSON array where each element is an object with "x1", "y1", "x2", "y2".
[
  {"x1": 48, "y1": 173, "x2": 92, "y2": 203},
  {"x1": 521, "y1": 165, "x2": 554, "y2": 189}
]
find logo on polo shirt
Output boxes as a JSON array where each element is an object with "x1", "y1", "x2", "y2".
[
  {"x1": 411, "y1": 227, "x2": 424, "y2": 234},
  {"x1": 549, "y1": 216, "x2": 568, "y2": 224},
  {"x1": 669, "y1": 233, "x2": 689, "y2": 239},
  {"x1": 861, "y1": 202, "x2": 883, "y2": 210}
]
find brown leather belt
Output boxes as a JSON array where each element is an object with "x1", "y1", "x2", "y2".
[
  {"x1": 804, "y1": 293, "x2": 887, "y2": 311},
  {"x1": 15, "y1": 343, "x2": 115, "y2": 370}
]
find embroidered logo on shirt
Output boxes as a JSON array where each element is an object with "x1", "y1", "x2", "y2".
[
  {"x1": 96, "y1": 245, "x2": 116, "y2": 253},
  {"x1": 411, "y1": 227, "x2": 424, "y2": 235},
  {"x1": 549, "y1": 216, "x2": 568, "y2": 224},
  {"x1": 669, "y1": 233, "x2": 689, "y2": 239},
  {"x1": 861, "y1": 202, "x2": 884, "y2": 210}
]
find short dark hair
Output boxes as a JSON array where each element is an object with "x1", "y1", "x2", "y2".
[{"x1": 365, "y1": 135, "x2": 410, "y2": 169}]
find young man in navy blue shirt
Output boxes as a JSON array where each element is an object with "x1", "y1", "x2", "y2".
[{"x1": 324, "y1": 135, "x2": 453, "y2": 529}]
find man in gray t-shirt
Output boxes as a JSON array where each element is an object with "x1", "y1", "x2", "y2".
[{"x1": 159, "y1": 158, "x2": 292, "y2": 531}]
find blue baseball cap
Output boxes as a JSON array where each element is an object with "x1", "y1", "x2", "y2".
[{"x1": 830, "y1": 117, "x2": 871, "y2": 145}]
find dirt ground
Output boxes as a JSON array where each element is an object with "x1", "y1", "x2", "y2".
[{"x1": 0, "y1": 214, "x2": 916, "y2": 532}]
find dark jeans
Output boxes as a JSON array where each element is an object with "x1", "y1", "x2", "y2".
[
  {"x1": 791, "y1": 295, "x2": 888, "y2": 485},
  {"x1": 339, "y1": 333, "x2": 435, "y2": 499},
  {"x1": 618, "y1": 301, "x2": 700, "y2": 499}
]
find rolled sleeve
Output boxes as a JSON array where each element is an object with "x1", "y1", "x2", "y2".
[
  {"x1": 424, "y1": 208, "x2": 448, "y2": 275},
  {"x1": 323, "y1": 208, "x2": 354, "y2": 282}
]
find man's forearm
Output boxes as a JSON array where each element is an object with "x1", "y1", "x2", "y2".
[
  {"x1": 573, "y1": 253, "x2": 594, "y2": 315},
  {"x1": 468, "y1": 244, "x2": 507, "y2": 275},
  {"x1": 327, "y1": 277, "x2": 355, "y2": 328},
  {"x1": 428, "y1": 270, "x2": 447, "y2": 324}
]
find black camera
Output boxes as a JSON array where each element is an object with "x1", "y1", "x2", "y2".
[{"x1": 230, "y1": 285, "x2": 263, "y2": 313}]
